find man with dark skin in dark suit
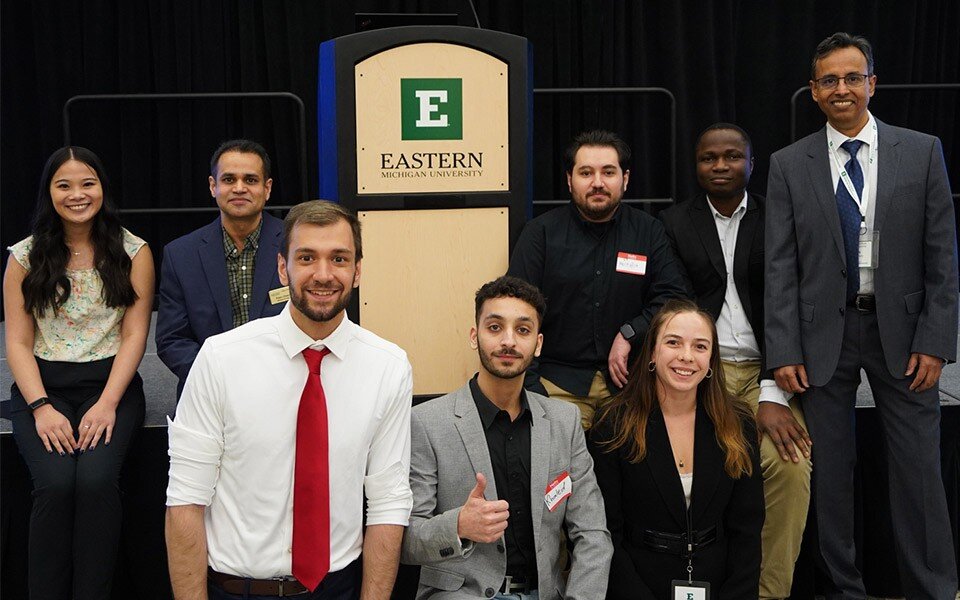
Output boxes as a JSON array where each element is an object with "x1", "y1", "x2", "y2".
[{"x1": 660, "y1": 124, "x2": 811, "y2": 599}]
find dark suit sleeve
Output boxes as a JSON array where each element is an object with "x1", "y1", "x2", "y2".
[
  {"x1": 156, "y1": 247, "x2": 201, "y2": 385},
  {"x1": 626, "y1": 219, "x2": 688, "y2": 341},
  {"x1": 657, "y1": 209, "x2": 695, "y2": 298},
  {"x1": 507, "y1": 222, "x2": 549, "y2": 396},
  {"x1": 720, "y1": 418, "x2": 764, "y2": 599},
  {"x1": 911, "y1": 137, "x2": 959, "y2": 362},
  {"x1": 764, "y1": 152, "x2": 805, "y2": 369},
  {"x1": 587, "y1": 417, "x2": 657, "y2": 600}
]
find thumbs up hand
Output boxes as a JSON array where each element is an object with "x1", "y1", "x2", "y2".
[{"x1": 457, "y1": 473, "x2": 510, "y2": 543}]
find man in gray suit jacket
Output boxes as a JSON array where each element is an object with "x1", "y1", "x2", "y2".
[
  {"x1": 765, "y1": 32, "x2": 958, "y2": 599},
  {"x1": 401, "y1": 276, "x2": 612, "y2": 599}
]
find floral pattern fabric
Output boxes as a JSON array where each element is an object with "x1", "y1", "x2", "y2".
[{"x1": 8, "y1": 229, "x2": 146, "y2": 362}]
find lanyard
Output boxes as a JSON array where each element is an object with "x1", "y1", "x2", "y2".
[
  {"x1": 827, "y1": 121, "x2": 878, "y2": 218},
  {"x1": 685, "y1": 506, "x2": 694, "y2": 582}
]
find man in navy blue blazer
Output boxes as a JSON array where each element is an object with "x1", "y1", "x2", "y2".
[{"x1": 157, "y1": 140, "x2": 287, "y2": 397}]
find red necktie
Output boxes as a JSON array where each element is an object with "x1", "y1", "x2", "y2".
[{"x1": 292, "y1": 347, "x2": 332, "y2": 590}]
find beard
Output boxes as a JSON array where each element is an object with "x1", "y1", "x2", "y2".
[
  {"x1": 478, "y1": 347, "x2": 534, "y2": 380},
  {"x1": 289, "y1": 283, "x2": 354, "y2": 324},
  {"x1": 573, "y1": 191, "x2": 620, "y2": 222}
]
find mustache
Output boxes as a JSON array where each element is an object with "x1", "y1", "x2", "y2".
[{"x1": 493, "y1": 350, "x2": 523, "y2": 358}]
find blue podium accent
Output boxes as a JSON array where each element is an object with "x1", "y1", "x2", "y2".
[{"x1": 318, "y1": 39, "x2": 339, "y2": 201}]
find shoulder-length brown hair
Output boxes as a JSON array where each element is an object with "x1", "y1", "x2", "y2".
[{"x1": 596, "y1": 299, "x2": 754, "y2": 478}]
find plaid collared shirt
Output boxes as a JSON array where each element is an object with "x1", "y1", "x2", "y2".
[{"x1": 222, "y1": 220, "x2": 263, "y2": 328}]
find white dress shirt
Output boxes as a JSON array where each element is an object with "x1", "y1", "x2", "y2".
[
  {"x1": 826, "y1": 111, "x2": 879, "y2": 295},
  {"x1": 167, "y1": 304, "x2": 414, "y2": 578},
  {"x1": 707, "y1": 194, "x2": 791, "y2": 406},
  {"x1": 708, "y1": 193, "x2": 761, "y2": 362}
]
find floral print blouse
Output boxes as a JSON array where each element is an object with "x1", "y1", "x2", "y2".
[{"x1": 8, "y1": 229, "x2": 146, "y2": 362}]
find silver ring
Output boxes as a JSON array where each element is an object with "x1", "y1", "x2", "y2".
[{"x1": 83, "y1": 425, "x2": 90, "y2": 429}]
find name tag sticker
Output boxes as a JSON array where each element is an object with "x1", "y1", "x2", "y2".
[
  {"x1": 671, "y1": 580, "x2": 710, "y2": 600},
  {"x1": 544, "y1": 471, "x2": 572, "y2": 512},
  {"x1": 616, "y1": 252, "x2": 647, "y2": 276},
  {"x1": 268, "y1": 286, "x2": 290, "y2": 304}
]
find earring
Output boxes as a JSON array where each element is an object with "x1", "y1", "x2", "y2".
[
  {"x1": 705, "y1": 368, "x2": 713, "y2": 379},
  {"x1": 648, "y1": 361, "x2": 656, "y2": 372}
]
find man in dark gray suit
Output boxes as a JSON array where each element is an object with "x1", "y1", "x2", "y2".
[
  {"x1": 765, "y1": 32, "x2": 958, "y2": 599},
  {"x1": 401, "y1": 276, "x2": 612, "y2": 599}
]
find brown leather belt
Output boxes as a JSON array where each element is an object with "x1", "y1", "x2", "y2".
[{"x1": 208, "y1": 568, "x2": 309, "y2": 597}]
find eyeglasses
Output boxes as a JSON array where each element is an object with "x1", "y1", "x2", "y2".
[{"x1": 813, "y1": 73, "x2": 871, "y2": 89}]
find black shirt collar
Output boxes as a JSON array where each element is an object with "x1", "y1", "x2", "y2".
[
  {"x1": 569, "y1": 201, "x2": 622, "y2": 237},
  {"x1": 469, "y1": 375, "x2": 531, "y2": 430}
]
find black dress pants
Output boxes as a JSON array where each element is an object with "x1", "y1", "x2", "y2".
[{"x1": 10, "y1": 357, "x2": 146, "y2": 600}]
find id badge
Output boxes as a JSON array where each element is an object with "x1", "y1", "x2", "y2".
[
  {"x1": 858, "y1": 230, "x2": 879, "y2": 269},
  {"x1": 671, "y1": 580, "x2": 710, "y2": 599}
]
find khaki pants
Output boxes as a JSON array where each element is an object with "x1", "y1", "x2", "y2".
[
  {"x1": 541, "y1": 371, "x2": 613, "y2": 430},
  {"x1": 722, "y1": 360, "x2": 812, "y2": 600}
]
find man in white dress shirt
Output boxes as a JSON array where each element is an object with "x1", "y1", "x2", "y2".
[
  {"x1": 659, "y1": 124, "x2": 811, "y2": 599},
  {"x1": 165, "y1": 200, "x2": 414, "y2": 600}
]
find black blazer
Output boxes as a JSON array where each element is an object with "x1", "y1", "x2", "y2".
[
  {"x1": 659, "y1": 194, "x2": 768, "y2": 375},
  {"x1": 588, "y1": 402, "x2": 763, "y2": 600}
]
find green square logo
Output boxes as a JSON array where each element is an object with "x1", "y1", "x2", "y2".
[{"x1": 400, "y1": 78, "x2": 463, "y2": 140}]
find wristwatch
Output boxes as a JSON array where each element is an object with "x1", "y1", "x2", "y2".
[
  {"x1": 619, "y1": 323, "x2": 637, "y2": 342},
  {"x1": 27, "y1": 397, "x2": 50, "y2": 411}
]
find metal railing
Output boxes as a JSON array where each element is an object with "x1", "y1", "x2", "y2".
[
  {"x1": 532, "y1": 86, "x2": 677, "y2": 207},
  {"x1": 62, "y1": 92, "x2": 309, "y2": 207}
]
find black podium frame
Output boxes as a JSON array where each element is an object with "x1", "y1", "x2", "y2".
[{"x1": 317, "y1": 25, "x2": 533, "y2": 247}]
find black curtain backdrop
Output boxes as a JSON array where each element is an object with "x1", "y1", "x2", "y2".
[
  {"x1": 1, "y1": 3, "x2": 959, "y2": 598},
  {"x1": 2, "y1": 1, "x2": 958, "y2": 277}
]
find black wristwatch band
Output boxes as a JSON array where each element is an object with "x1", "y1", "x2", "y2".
[
  {"x1": 620, "y1": 323, "x2": 637, "y2": 342},
  {"x1": 27, "y1": 397, "x2": 50, "y2": 411}
]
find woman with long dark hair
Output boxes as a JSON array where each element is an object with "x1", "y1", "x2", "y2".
[
  {"x1": 3, "y1": 146, "x2": 154, "y2": 599},
  {"x1": 589, "y1": 299, "x2": 763, "y2": 599}
]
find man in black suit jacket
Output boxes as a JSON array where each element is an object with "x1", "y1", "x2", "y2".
[{"x1": 659, "y1": 124, "x2": 811, "y2": 600}]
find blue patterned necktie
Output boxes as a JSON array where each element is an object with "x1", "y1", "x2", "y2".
[{"x1": 836, "y1": 139, "x2": 864, "y2": 302}]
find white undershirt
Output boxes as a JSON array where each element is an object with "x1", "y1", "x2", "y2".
[
  {"x1": 166, "y1": 304, "x2": 414, "y2": 578},
  {"x1": 680, "y1": 472, "x2": 693, "y2": 508}
]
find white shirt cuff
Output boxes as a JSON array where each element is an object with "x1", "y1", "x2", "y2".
[
  {"x1": 364, "y1": 461, "x2": 413, "y2": 526},
  {"x1": 758, "y1": 379, "x2": 792, "y2": 407},
  {"x1": 166, "y1": 416, "x2": 223, "y2": 506}
]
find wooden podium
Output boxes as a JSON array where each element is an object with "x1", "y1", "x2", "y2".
[{"x1": 317, "y1": 27, "x2": 532, "y2": 396}]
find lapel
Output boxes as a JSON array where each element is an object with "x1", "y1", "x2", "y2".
[
  {"x1": 452, "y1": 385, "x2": 498, "y2": 500},
  {"x1": 645, "y1": 408, "x2": 688, "y2": 528},
  {"x1": 732, "y1": 195, "x2": 760, "y2": 315},
  {"x1": 250, "y1": 214, "x2": 282, "y2": 319},
  {"x1": 872, "y1": 119, "x2": 901, "y2": 233},
  {"x1": 527, "y1": 394, "x2": 550, "y2": 543},
  {"x1": 690, "y1": 401, "x2": 722, "y2": 524},
  {"x1": 689, "y1": 198, "x2": 726, "y2": 280},
  {"x1": 198, "y1": 218, "x2": 233, "y2": 331},
  {"x1": 803, "y1": 129, "x2": 846, "y2": 262}
]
